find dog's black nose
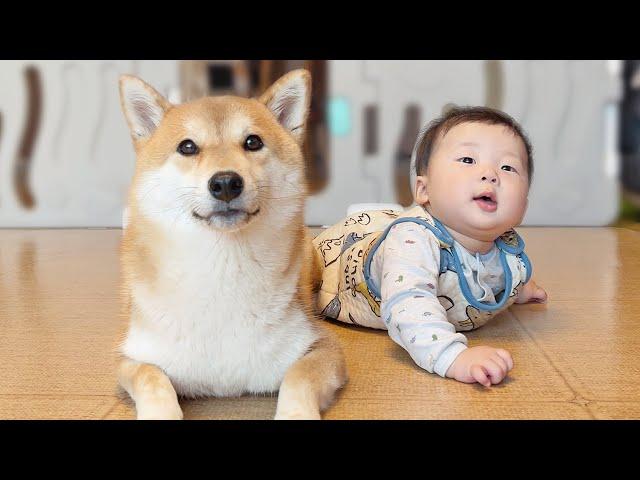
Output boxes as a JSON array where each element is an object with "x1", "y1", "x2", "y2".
[{"x1": 208, "y1": 171, "x2": 244, "y2": 202}]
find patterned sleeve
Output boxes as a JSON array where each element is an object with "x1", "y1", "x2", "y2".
[{"x1": 379, "y1": 222, "x2": 468, "y2": 377}]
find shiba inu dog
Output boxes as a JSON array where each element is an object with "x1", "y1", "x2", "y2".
[{"x1": 116, "y1": 70, "x2": 347, "y2": 419}]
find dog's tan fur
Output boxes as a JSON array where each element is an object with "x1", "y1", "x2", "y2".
[{"x1": 116, "y1": 70, "x2": 346, "y2": 419}]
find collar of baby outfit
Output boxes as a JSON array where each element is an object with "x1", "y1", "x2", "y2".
[
  {"x1": 432, "y1": 216, "x2": 526, "y2": 311},
  {"x1": 428, "y1": 216, "x2": 525, "y2": 255}
]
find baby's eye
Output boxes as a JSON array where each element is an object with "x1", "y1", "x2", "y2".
[
  {"x1": 501, "y1": 165, "x2": 518, "y2": 173},
  {"x1": 457, "y1": 157, "x2": 475, "y2": 164}
]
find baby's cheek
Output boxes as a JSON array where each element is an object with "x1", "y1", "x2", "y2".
[
  {"x1": 502, "y1": 185, "x2": 527, "y2": 221},
  {"x1": 507, "y1": 194, "x2": 528, "y2": 224}
]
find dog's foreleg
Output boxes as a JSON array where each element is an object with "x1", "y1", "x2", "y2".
[
  {"x1": 274, "y1": 331, "x2": 348, "y2": 420},
  {"x1": 118, "y1": 358, "x2": 183, "y2": 420}
]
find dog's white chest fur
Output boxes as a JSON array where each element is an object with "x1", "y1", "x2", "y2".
[{"x1": 122, "y1": 224, "x2": 317, "y2": 398}]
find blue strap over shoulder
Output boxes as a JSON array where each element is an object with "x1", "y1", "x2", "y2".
[
  {"x1": 363, "y1": 216, "x2": 450, "y2": 299},
  {"x1": 432, "y1": 218, "x2": 514, "y2": 311},
  {"x1": 363, "y1": 213, "x2": 533, "y2": 311}
]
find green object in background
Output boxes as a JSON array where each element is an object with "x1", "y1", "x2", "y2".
[
  {"x1": 615, "y1": 194, "x2": 640, "y2": 231},
  {"x1": 328, "y1": 97, "x2": 351, "y2": 136},
  {"x1": 621, "y1": 196, "x2": 640, "y2": 221}
]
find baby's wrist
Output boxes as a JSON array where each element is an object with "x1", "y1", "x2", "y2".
[
  {"x1": 435, "y1": 342, "x2": 467, "y2": 378},
  {"x1": 445, "y1": 356, "x2": 461, "y2": 379}
]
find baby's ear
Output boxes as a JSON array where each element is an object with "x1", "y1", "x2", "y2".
[{"x1": 415, "y1": 176, "x2": 429, "y2": 205}]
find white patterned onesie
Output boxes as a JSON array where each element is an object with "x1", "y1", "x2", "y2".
[{"x1": 313, "y1": 205, "x2": 532, "y2": 377}]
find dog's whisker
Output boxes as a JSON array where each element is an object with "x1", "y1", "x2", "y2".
[{"x1": 140, "y1": 184, "x2": 197, "y2": 204}]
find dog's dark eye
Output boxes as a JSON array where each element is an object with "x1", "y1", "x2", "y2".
[
  {"x1": 177, "y1": 139, "x2": 199, "y2": 156},
  {"x1": 244, "y1": 135, "x2": 264, "y2": 152}
]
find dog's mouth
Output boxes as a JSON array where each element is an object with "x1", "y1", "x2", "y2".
[{"x1": 192, "y1": 207, "x2": 261, "y2": 228}]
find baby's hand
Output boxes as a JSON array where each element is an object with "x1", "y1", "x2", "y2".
[
  {"x1": 515, "y1": 279, "x2": 547, "y2": 304},
  {"x1": 446, "y1": 346, "x2": 513, "y2": 387}
]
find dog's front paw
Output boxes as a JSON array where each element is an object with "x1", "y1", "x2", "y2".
[
  {"x1": 136, "y1": 399, "x2": 184, "y2": 420},
  {"x1": 274, "y1": 408, "x2": 321, "y2": 420}
]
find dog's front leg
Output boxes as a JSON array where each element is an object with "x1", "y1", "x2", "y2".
[
  {"x1": 118, "y1": 358, "x2": 183, "y2": 420},
  {"x1": 275, "y1": 331, "x2": 348, "y2": 420}
]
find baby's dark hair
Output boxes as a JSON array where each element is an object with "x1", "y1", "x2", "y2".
[{"x1": 413, "y1": 106, "x2": 534, "y2": 186}]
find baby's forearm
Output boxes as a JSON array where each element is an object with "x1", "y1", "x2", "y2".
[{"x1": 383, "y1": 300, "x2": 468, "y2": 376}]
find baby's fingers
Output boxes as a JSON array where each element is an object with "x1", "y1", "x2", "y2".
[
  {"x1": 495, "y1": 349, "x2": 514, "y2": 371},
  {"x1": 484, "y1": 358, "x2": 507, "y2": 385},
  {"x1": 491, "y1": 353, "x2": 509, "y2": 374},
  {"x1": 470, "y1": 364, "x2": 492, "y2": 388},
  {"x1": 535, "y1": 286, "x2": 548, "y2": 303}
]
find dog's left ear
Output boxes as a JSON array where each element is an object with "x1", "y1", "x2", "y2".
[{"x1": 259, "y1": 69, "x2": 311, "y2": 145}]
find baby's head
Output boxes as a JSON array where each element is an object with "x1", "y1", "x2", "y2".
[{"x1": 412, "y1": 106, "x2": 533, "y2": 242}]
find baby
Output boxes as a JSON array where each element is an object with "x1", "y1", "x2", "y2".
[{"x1": 313, "y1": 106, "x2": 547, "y2": 387}]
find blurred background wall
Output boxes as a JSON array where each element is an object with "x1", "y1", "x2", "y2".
[{"x1": 0, "y1": 60, "x2": 639, "y2": 228}]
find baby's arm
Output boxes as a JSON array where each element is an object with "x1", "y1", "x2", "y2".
[
  {"x1": 379, "y1": 223, "x2": 513, "y2": 386},
  {"x1": 379, "y1": 223, "x2": 467, "y2": 376}
]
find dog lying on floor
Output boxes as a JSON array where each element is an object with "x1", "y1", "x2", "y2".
[{"x1": 116, "y1": 69, "x2": 347, "y2": 419}]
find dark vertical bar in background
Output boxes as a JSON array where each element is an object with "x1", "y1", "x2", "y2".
[{"x1": 621, "y1": 60, "x2": 640, "y2": 196}]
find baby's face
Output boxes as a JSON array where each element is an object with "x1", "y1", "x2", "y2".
[{"x1": 416, "y1": 122, "x2": 529, "y2": 241}]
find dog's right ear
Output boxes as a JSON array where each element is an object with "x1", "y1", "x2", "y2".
[
  {"x1": 119, "y1": 75, "x2": 171, "y2": 143},
  {"x1": 259, "y1": 69, "x2": 311, "y2": 145}
]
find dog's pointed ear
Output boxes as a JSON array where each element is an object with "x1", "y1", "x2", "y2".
[
  {"x1": 259, "y1": 69, "x2": 311, "y2": 145},
  {"x1": 119, "y1": 75, "x2": 171, "y2": 143}
]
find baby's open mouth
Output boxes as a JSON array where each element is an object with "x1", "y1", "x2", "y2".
[{"x1": 473, "y1": 192, "x2": 497, "y2": 212}]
